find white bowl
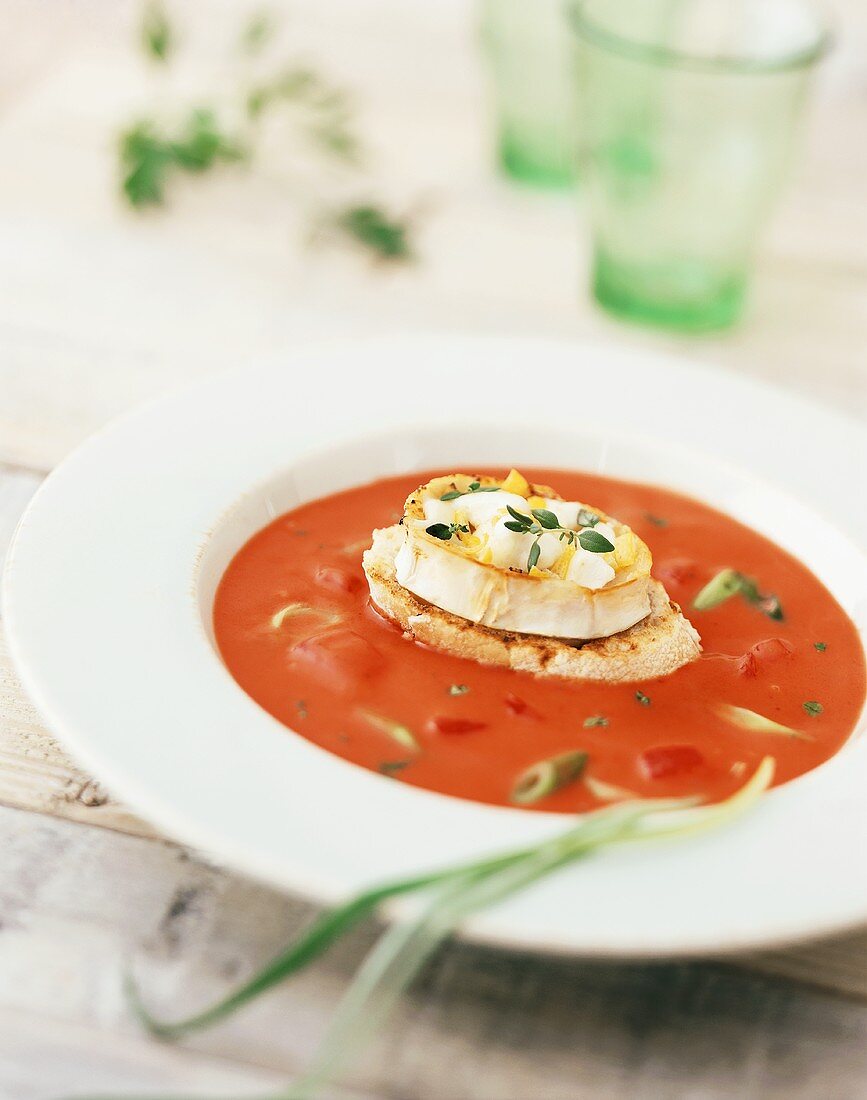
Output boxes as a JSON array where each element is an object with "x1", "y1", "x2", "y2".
[{"x1": 4, "y1": 333, "x2": 866, "y2": 957}]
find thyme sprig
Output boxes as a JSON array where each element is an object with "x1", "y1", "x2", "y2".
[
  {"x1": 425, "y1": 521, "x2": 470, "y2": 541},
  {"x1": 440, "y1": 480, "x2": 502, "y2": 502},
  {"x1": 503, "y1": 505, "x2": 613, "y2": 572},
  {"x1": 119, "y1": 2, "x2": 416, "y2": 262}
]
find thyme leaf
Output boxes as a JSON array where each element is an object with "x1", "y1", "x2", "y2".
[
  {"x1": 578, "y1": 529, "x2": 615, "y2": 554},
  {"x1": 141, "y1": 0, "x2": 172, "y2": 63},
  {"x1": 425, "y1": 521, "x2": 469, "y2": 541}
]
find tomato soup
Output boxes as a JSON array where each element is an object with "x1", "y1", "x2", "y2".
[{"x1": 213, "y1": 469, "x2": 866, "y2": 812}]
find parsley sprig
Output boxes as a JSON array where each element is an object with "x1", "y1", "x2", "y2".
[{"x1": 503, "y1": 505, "x2": 613, "y2": 572}]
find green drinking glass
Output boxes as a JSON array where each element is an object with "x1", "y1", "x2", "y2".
[
  {"x1": 569, "y1": 0, "x2": 831, "y2": 331},
  {"x1": 480, "y1": 0, "x2": 577, "y2": 188}
]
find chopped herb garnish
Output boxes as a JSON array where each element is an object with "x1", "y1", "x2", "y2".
[
  {"x1": 803, "y1": 700, "x2": 823, "y2": 717},
  {"x1": 119, "y1": 110, "x2": 246, "y2": 208},
  {"x1": 511, "y1": 750, "x2": 588, "y2": 805},
  {"x1": 141, "y1": 0, "x2": 173, "y2": 63},
  {"x1": 240, "y1": 10, "x2": 275, "y2": 55},
  {"x1": 644, "y1": 513, "x2": 668, "y2": 528},
  {"x1": 576, "y1": 509, "x2": 600, "y2": 528},
  {"x1": 448, "y1": 684, "x2": 470, "y2": 696},
  {"x1": 635, "y1": 691, "x2": 651, "y2": 707},
  {"x1": 583, "y1": 715, "x2": 609, "y2": 728},
  {"x1": 814, "y1": 642, "x2": 827, "y2": 652},
  {"x1": 334, "y1": 204, "x2": 412, "y2": 261},
  {"x1": 378, "y1": 761, "x2": 410, "y2": 778},
  {"x1": 693, "y1": 568, "x2": 784, "y2": 621},
  {"x1": 440, "y1": 483, "x2": 501, "y2": 501},
  {"x1": 425, "y1": 521, "x2": 469, "y2": 541},
  {"x1": 503, "y1": 505, "x2": 614, "y2": 571}
]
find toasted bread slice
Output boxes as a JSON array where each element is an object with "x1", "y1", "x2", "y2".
[{"x1": 364, "y1": 526, "x2": 701, "y2": 683}]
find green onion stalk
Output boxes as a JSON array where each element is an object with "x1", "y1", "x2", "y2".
[{"x1": 74, "y1": 758, "x2": 774, "y2": 1100}]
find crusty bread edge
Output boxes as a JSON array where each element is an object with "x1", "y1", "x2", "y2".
[{"x1": 363, "y1": 525, "x2": 702, "y2": 684}]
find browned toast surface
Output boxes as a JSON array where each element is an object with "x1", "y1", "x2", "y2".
[{"x1": 364, "y1": 526, "x2": 702, "y2": 684}]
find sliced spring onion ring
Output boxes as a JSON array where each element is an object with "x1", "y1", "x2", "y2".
[
  {"x1": 271, "y1": 603, "x2": 342, "y2": 630},
  {"x1": 584, "y1": 775, "x2": 640, "y2": 803},
  {"x1": 716, "y1": 703, "x2": 813, "y2": 741},
  {"x1": 358, "y1": 709, "x2": 420, "y2": 752},
  {"x1": 693, "y1": 568, "x2": 743, "y2": 611},
  {"x1": 342, "y1": 538, "x2": 372, "y2": 555},
  {"x1": 511, "y1": 750, "x2": 588, "y2": 805}
]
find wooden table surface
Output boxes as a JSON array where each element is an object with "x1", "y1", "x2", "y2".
[{"x1": 1, "y1": 1, "x2": 866, "y2": 1096}]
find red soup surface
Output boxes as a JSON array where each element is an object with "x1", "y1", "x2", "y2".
[{"x1": 213, "y1": 469, "x2": 866, "y2": 812}]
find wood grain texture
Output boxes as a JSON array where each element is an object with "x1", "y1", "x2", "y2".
[
  {"x1": 0, "y1": 0, "x2": 865, "y2": 1094},
  {"x1": 1, "y1": 801, "x2": 866, "y2": 1100}
]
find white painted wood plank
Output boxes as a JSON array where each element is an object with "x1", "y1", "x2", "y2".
[{"x1": 0, "y1": 803, "x2": 866, "y2": 1099}]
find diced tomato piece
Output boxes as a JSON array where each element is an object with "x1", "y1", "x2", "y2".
[
  {"x1": 289, "y1": 630, "x2": 381, "y2": 694},
  {"x1": 314, "y1": 565, "x2": 363, "y2": 596},
  {"x1": 655, "y1": 558, "x2": 700, "y2": 588},
  {"x1": 638, "y1": 744, "x2": 705, "y2": 780},
  {"x1": 426, "y1": 716, "x2": 487, "y2": 735},
  {"x1": 504, "y1": 693, "x2": 541, "y2": 719},
  {"x1": 738, "y1": 637, "x2": 794, "y2": 677}
]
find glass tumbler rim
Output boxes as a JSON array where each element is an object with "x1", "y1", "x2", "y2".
[{"x1": 567, "y1": 0, "x2": 833, "y2": 74}]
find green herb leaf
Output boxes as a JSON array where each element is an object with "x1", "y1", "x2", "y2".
[
  {"x1": 241, "y1": 10, "x2": 275, "y2": 55},
  {"x1": 119, "y1": 111, "x2": 245, "y2": 209},
  {"x1": 378, "y1": 761, "x2": 410, "y2": 778},
  {"x1": 335, "y1": 204, "x2": 412, "y2": 262},
  {"x1": 531, "y1": 508, "x2": 560, "y2": 530},
  {"x1": 527, "y1": 540, "x2": 541, "y2": 571},
  {"x1": 803, "y1": 700, "x2": 823, "y2": 717},
  {"x1": 578, "y1": 529, "x2": 615, "y2": 554},
  {"x1": 504, "y1": 520, "x2": 526, "y2": 533},
  {"x1": 141, "y1": 1, "x2": 172, "y2": 63},
  {"x1": 644, "y1": 513, "x2": 668, "y2": 528},
  {"x1": 576, "y1": 508, "x2": 600, "y2": 528},
  {"x1": 814, "y1": 642, "x2": 827, "y2": 652},
  {"x1": 506, "y1": 505, "x2": 532, "y2": 526},
  {"x1": 440, "y1": 484, "x2": 500, "y2": 502},
  {"x1": 583, "y1": 715, "x2": 609, "y2": 728},
  {"x1": 738, "y1": 576, "x2": 784, "y2": 621},
  {"x1": 448, "y1": 684, "x2": 469, "y2": 696},
  {"x1": 635, "y1": 691, "x2": 651, "y2": 707},
  {"x1": 425, "y1": 523, "x2": 454, "y2": 541},
  {"x1": 511, "y1": 751, "x2": 588, "y2": 805}
]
